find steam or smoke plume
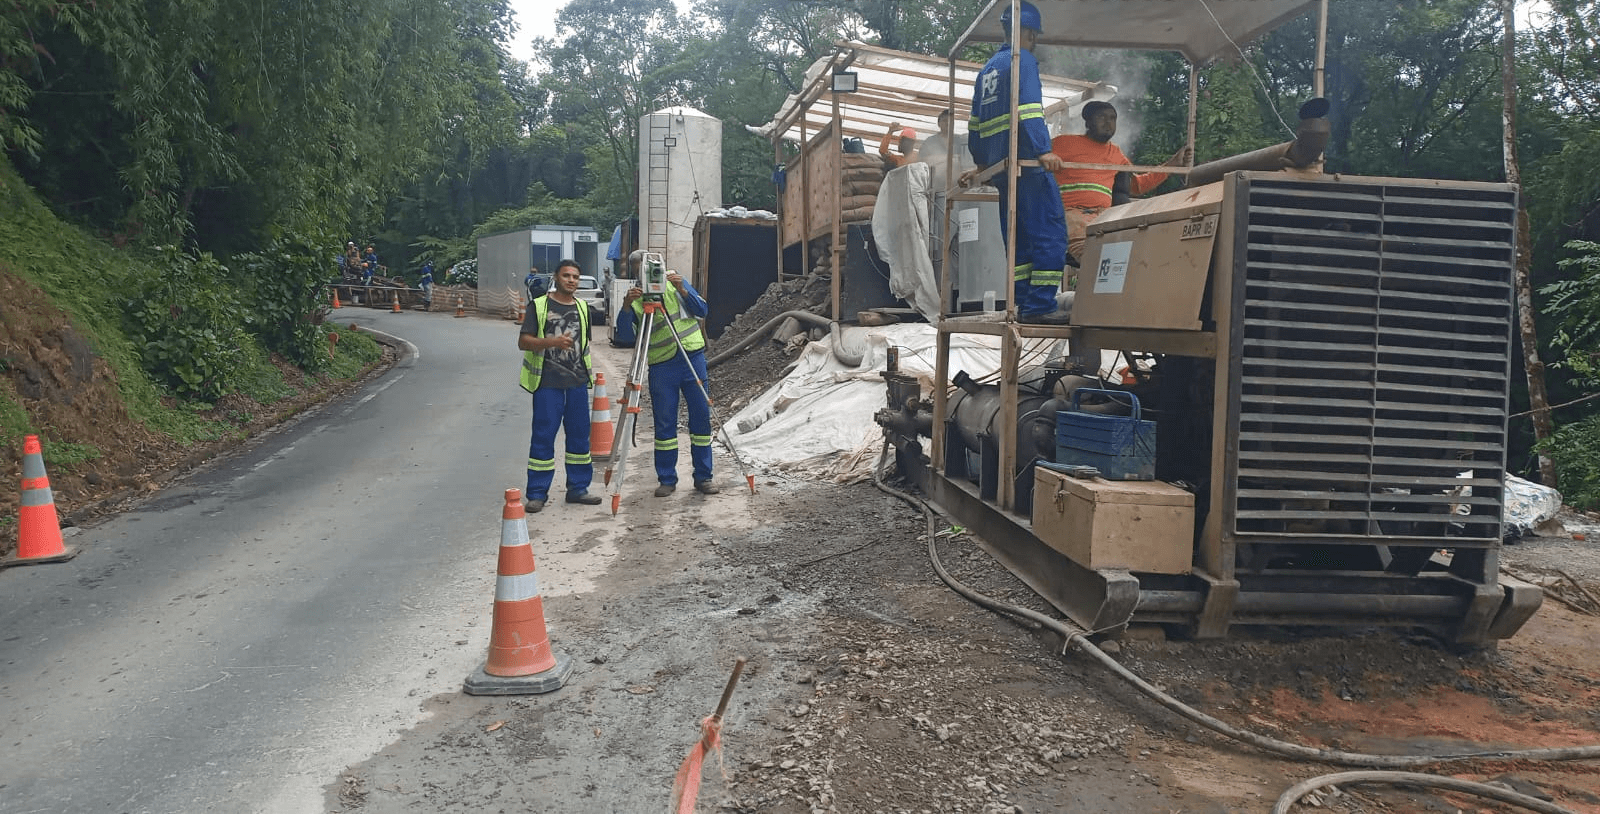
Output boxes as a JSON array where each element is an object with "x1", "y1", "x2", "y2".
[{"x1": 1036, "y1": 46, "x2": 1155, "y2": 153}]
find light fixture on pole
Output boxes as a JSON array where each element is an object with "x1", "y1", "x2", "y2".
[{"x1": 830, "y1": 71, "x2": 858, "y2": 94}]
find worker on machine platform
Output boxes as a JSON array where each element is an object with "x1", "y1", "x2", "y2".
[
  {"x1": 965, "y1": 0, "x2": 1071, "y2": 325},
  {"x1": 1052, "y1": 101, "x2": 1191, "y2": 264}
]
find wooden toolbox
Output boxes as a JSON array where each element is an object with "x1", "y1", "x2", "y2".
[{"x1": 1031, "y1": 467, "x2": 1195, "y2": 574}]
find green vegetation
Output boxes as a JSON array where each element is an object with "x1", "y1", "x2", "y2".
[
  {"x1": 0, "y1": 158, "x2": 381, "y2": 455},
  {"x1": 3, "y1": 0, "x2": 1600, "y2": 506}
]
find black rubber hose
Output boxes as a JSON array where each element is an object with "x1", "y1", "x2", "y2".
[
  {"x1": 867, "y1": 433, "x2": 1600, "y2": 769},
  {"x1": 1273, "y1": 771, "x2": 1577, "y2": 814},
  {"x1": 706, "y1": 310, "x2": 834, "y2": 368}
]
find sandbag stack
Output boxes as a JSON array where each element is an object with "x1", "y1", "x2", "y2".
[{"x1": 840, "y1": 153, "x2": 886, "y2": 224}]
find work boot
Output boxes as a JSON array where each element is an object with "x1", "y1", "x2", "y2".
[
  {"x1": 694, "y1": 480, "x2": 721, "y2": 495},
  {"x1": 524, "y1": 497, "x2": 546, "y2": 513},
  {"x1": 565, "y1": 489, "x2": 602, "y2": 505},
  {"x1": 654, "y1": 483, "x2": 676, "y2": 497}
]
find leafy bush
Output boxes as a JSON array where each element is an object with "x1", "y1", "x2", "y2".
[
  {"x1": 445, "y1": 258, "x2": 478, "y2": 287},
  {"x1": 1538, "y1": 240, "x2": 1600, "y2": 510},
  {"x1": 233, "y1": 234, "x2": 334, "y2": 370},
  {"x1": 1539, "y1": 412, "x2": 1600, "y2": 512},
  {"x1": 1541, "y1": 241, "x2": 1600, "y2": 389},
  {"x1": 123, "y1": 246, "x2": 250, "y2": 400}
]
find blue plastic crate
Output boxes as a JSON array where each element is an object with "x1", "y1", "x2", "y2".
[{"x1": 1055, "y1": 388, "x2": 1156, "y2": 480}]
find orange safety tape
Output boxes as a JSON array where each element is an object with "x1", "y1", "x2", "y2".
[{"x1": 670, "y1": 715, "x2": 724, "y2": 814}]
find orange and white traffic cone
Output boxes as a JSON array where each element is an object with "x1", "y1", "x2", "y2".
[
  {"x1": 1, "y1": 435, "x2": 77, "y2": 569},
  {"x1": 454, "y1": 296, "x2": 466, "y2": 318},
  {"x1": 463, "y1": 488, "x2": 573, "y2": 695},
  {"x1": 589, "y1": 373, "x2": 614, "y2": 461},
  {"x1": 331, "y1": 289, "x2": 341, "y2": 309}
]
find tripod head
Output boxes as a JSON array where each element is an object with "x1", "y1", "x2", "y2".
[{"x1": 640, "y1": 251, "x2": 668, "y2": 304}]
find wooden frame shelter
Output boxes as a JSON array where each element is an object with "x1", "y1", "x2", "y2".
[{"x1": 757, "y1": 41, "x2": 1099, "y2": 320}]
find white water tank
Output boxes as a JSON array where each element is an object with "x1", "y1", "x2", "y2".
[{"x1": 637, "y1": 106, "x2": 722, "y2": 278}]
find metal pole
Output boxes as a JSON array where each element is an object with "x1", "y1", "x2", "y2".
[
  {"x1": 800, "y1": 119, "x2": 810, "y2": 280},
  {"x1": 831, "y1": 93, "x2": 844, "y2": 323},
  {"x1": 1315, "y1": 0, "x2": 1329, "y2": 98},
  {"x1": 1004, "y1": 0, "x2": 1021, "y2": 324},
  {"x1": 1187, "y1": 62, "x2": 1199, "y2": 165}
]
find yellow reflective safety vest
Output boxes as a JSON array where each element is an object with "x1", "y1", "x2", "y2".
[
  {"x1": 627, "y1": 283, "x2": 705, "y2": 365},
  {"x1": 519, "y1": 295, "x2": 593, "y2": 393}
]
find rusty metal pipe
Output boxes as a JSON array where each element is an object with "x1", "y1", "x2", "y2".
[{"x1": 1186, "y1": 98, "x2": 1331, "y2": 188}]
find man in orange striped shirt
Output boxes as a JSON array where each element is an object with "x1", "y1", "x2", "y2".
[{"x1": 1052, "y1": 101, "x2": 1191, "y2": 263}]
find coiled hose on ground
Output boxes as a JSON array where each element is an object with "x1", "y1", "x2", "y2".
[{"x1": 868, "y1": 432, "x2": 1599, "y2": 812}]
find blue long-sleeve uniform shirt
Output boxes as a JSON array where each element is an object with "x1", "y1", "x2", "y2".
[
  {"x1": 968, "y1": 43, "x2": 1052, "y2": 175},
  {"x1": 613, "y1": 279, "x2": 709, "y2": 349}
]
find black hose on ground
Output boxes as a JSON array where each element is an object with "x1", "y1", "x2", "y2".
[
  {"x1": 1273, "y1": 772, "x2": 1577, "y2": 814},
  {"x1": 706, "y1": 310, "x2": 834, "y2": 368},
  {"x1": 867, "y1": 432, "x2": 1600, "y2": 771}
]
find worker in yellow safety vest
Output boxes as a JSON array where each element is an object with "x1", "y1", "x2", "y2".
[
  {"x1": 613, "y1": 249, "x2": 719, "y2": 497},
  {"x1": 517, "y1": 260, "x2": 603, "y2": 513}
]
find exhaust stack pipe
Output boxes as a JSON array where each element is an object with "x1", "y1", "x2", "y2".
[{"x1": 1186, "y1": 98, "x2": 1331, "y2": 188}]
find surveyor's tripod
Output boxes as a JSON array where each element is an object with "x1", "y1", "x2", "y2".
[{"x1": 603, "y1": 293, "x2": 755, "y2": 515}]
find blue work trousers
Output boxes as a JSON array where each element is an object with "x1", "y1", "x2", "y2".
[
  {"x1": 996, "y1": 171, "x2": 1068, "y2": 316},
  {"x1": 527, "y1": 385, "x2": 593, "y2": 501},
  {"x1": 649, "y1": 350, "x2": 713, "y2": 485}
]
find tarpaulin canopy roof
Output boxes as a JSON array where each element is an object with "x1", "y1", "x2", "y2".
[
  {"x1": 954, "y1": 0, "x2": 1318, "y2": 65},
  {"x1": 753, "y1": 41, "x2": 1103, "y2": 146}
]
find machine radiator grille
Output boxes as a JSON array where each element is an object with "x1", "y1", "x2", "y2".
[{"x1": 1231, "y1": 178, "x2": 1515, "y2": 545}]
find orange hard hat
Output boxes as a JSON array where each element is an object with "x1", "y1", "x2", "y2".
[{"x1": 900, "y1": 127, "x2": 917, "y2": 139}]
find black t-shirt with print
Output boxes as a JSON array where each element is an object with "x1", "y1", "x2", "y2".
[{"x1": 522, "y1": 299, "x2": 587, "y2": 389}]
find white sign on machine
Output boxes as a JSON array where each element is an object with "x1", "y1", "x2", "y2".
[
  {"x1": 958, "y1": 208, "x2": 980, "y2": 243},
  {"x1": 1093, "y1": 241, "x2": 1134, "y2": 294}
]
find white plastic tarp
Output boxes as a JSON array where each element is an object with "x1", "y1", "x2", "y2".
[
  {"x1": 724, "y1": 325, "x2": 978, "y2": 483},
  {"x1": 721, "y1": 324, "x2": 1110, "y2": 483},
  {"x1": 1503, "y1": 473, "x2": 1563, "y2": 539},
  {"x1": 871, "y1": 163, "x2": 940, "y2": 322}
]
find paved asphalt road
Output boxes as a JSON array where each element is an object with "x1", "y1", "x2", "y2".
[{"x1": 0, "y1": 307, "x2": 561, "y2": 813}]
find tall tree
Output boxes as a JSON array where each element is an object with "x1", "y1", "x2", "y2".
[
  {"x1": 533, "y1": 0, "x2": 691, "y2": 219},
  {"x1": 1504, "y1": 0, "x2": 1557, "y2": 485},
  {"x1": 1259, "y1": 0, "x2": 1504, "y2": 177}
]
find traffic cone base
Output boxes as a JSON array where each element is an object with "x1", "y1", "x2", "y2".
[
  {"x1": 463, "y1": 488, "x2": 571, "y2": 697},
  {"x1": 0, "y1": 545, "x2": 77, "y2": 570},
  {"x1": 464, "y1": 653, "x2": 573, "y2": 696}
]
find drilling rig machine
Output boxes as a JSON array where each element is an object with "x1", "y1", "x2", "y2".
[{"x1": 875, "y1": 0, "x2": 1541, "y2": 644}]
